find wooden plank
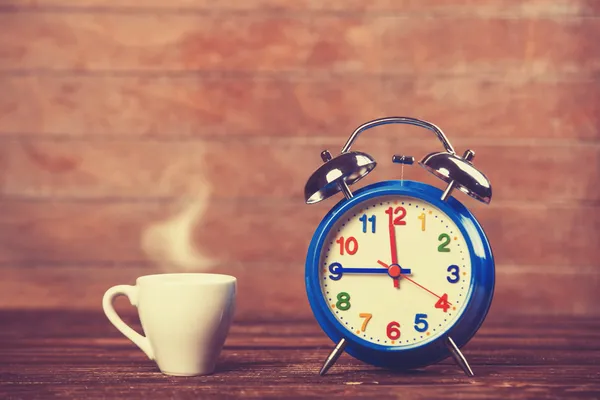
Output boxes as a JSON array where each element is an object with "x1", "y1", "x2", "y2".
[
  {"x1": 2, "y1": 76, "x2": 599, "y2": 139},
  {"x1": 0, "y1": 200, "x2": 597, "y2": 267},
  {"x1": 0, "y1": 12, "x2": 598, "y2": 74},
  {"x1": 2, "y1": 139, "x2": 599, "y2": 204},
  {"x1": 3, "y1": 310, "x2": 600, "y2": 342},
  {"x1": 1, "y1": 264, "x2": 598, "y2": 316},
  {"x1": 0, "y1": 311, "x2": 599, "y2": 399},
  {"x1": 1, "y1": 365, "x2": 599, "y2": 400},
  {"x1": 2, "y1": 0, "x2": 598, "y2": 16}
]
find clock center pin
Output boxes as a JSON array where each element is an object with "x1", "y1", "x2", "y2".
[{"x1": 388, "y1": 264, "x2": 401, "y2": 279}]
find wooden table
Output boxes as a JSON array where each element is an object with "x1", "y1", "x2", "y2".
[{"x1": 1, "y1": 310, "x2": 599, "y2": 399}]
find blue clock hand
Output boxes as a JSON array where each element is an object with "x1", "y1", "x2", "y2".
[
  {"x1": 326, "y1": 262, "x2": 412, "y2": 281},
  {"x1": 341, "y1": 265, "x2": 412, "y2": 275},
  {"x1": 340, "y1": 267, "x2": 389, "y2": 274}
]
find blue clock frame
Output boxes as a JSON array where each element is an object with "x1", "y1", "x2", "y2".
[{"x1": 305, "y1": 180, "x2": 495, "y2": 369}]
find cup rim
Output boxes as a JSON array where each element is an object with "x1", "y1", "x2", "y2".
[{"x1": 136, "y1": 273, "x2": 236, "y2": 286}]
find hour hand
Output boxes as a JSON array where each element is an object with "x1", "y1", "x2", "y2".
[
  {"x1": 340, "y1": 265, "x2": 411, "y2": 275},
  {"x1": 339, "y1": 267, "x2": 389, "y2": 274},
  {"x1": 327, "y1": 262, "x2": 411, "y2": 285},
  {"x1": 326, "y1": 263, "x2": 390, "y2": 281}
]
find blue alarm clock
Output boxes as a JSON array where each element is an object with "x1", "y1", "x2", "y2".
[{"x1": 303, "y1": 117, "x2": 494, "y2": 376}]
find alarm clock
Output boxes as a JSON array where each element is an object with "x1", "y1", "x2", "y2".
[{"x1": 303, "y1": 117, "x2": 494, "y2": 376}]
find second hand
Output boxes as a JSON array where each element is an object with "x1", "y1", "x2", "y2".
[{"x1": 377, "y1": 261, "x2": 453, "y2": 305}]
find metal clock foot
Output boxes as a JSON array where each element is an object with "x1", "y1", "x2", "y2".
[
  {"x1": 319, "y1": 338, "x2": 347, "y2": 376},
  {"x1": 445, "y1": 336, "x2": 474, "y2": 377}
]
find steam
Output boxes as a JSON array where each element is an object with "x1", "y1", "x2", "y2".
[{"x1": 140, "y1": 180, "x2": 217, "y2": 271}]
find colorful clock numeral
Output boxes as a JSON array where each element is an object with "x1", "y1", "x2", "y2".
[
  {"x1": 336, "y1": 236, "x2": 358, "y2": 255},
  {"x1": 385, "y1": 206, "x2": 407, "y2": 226},
  {"x1": 414, "y1": 314, "x2": 429, "y2": 333},
  {"x1": 359, "y1": 313, "x2": 372, "y2": 332},
  {"x1": 447, "y1": 265, "x2": 460, "y2": 283},
  {"x1": 437, "y1": 233, "x2": 451, "y2": 252},
  {"x1": 359, "y1": 214, "x2": 376, "y2": 233},
  {"x1": 336, "y1": 292, "x2": 351, "y2": 311},
  {"x1": 435, "y1": 293, "x2": 451, "y2": 312},
  {"x1": 386, "y1": 321, "x2": 401, "y2": 340},
  {"x1": 328, "y1": 262, "x2": 343, "y2": 281},
  {"x1": 418, "y1": 212, "x2": 426, "y2": 231}
]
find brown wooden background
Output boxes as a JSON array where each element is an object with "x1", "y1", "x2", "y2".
[{"x1": 1, "y1": 0, "x2": 599, "y2": 319}]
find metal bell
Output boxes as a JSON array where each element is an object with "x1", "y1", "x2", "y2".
[
  {"x1": 304, "y1": 150, "x2": 377, "y2": 204},
  {"x1": 419, "y1": 149, "x2": 492, "y2": 204}
]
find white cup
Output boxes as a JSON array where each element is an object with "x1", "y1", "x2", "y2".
[{"x1": 102, "y1": 273, "x2": 236, "y2": 376}]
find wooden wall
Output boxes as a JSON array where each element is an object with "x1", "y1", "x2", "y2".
[{"x1": 1, "y1": 0, "x2": 599, "y2": 318}]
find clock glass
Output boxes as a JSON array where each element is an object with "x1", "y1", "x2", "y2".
[{"x1": 319, "y1": 195, "x2": 473, "y2": 348}]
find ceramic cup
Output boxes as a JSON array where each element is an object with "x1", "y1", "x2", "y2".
[{"x1": 102, "y1": 273, "x2": 236, "y2": 376}]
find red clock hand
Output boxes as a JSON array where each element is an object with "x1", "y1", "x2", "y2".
[
  {"x1": 387, "y1": 210, "x2": 400, "y2": 288},
  {"x1": 377, "y1": 261, "x2": 453, "y2": 305}
]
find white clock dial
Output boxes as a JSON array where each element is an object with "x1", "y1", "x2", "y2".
[{"x1": 319, "y1": 195, "x2": 472, "y2": 347}]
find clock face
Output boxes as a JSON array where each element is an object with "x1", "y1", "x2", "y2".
[{"x1": 318, "y1": 195, "x2": 473, "y2": 348}]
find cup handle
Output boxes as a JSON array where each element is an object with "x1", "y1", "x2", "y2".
[{"x1": 102, "y1": 285, "x2": 154, "y2": 360}]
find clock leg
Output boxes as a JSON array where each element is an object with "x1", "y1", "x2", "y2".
[
  {"x1": 445, "y1": 336, "x2": 474, "y2": 377},
  {"x1": 319, "y1": 338, "x2": 347, "y2": 376}
]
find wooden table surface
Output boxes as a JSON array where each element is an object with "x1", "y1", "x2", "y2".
[{"x1": 1, "y1": 310, "x2": 599, "y2": 399}]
